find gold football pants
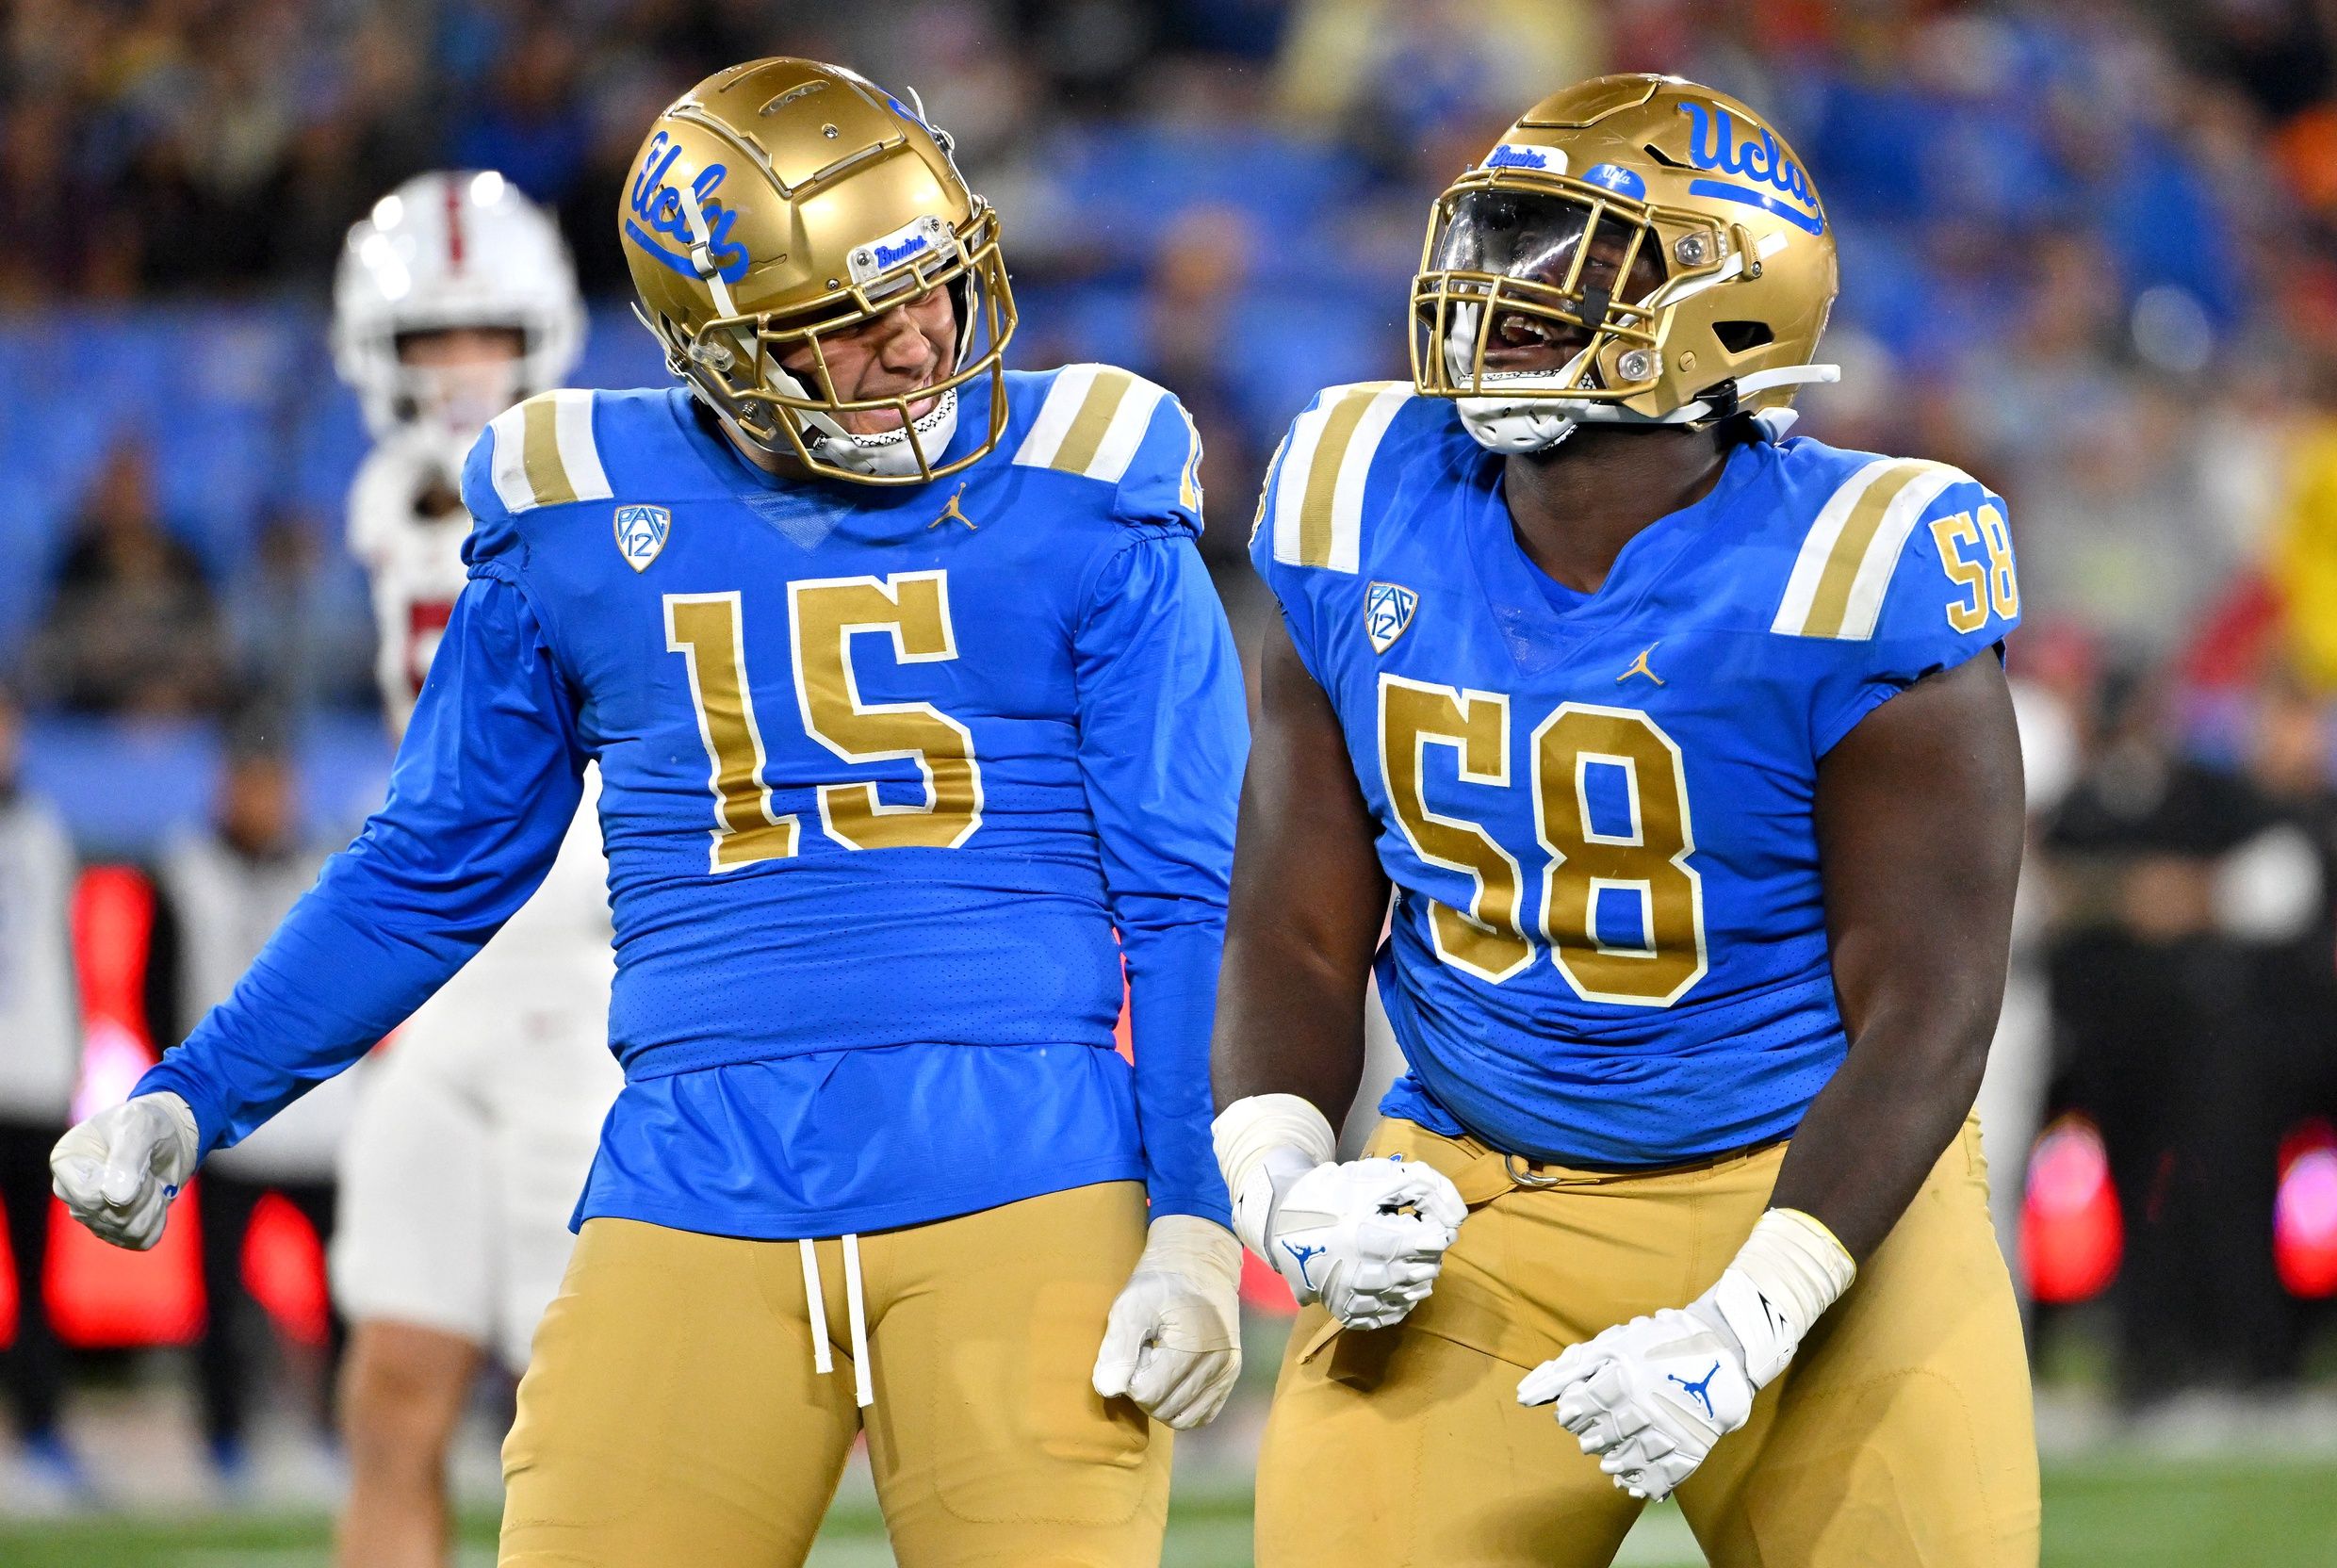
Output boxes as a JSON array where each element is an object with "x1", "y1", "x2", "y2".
[
  {"x1": 1255, "y1": 1117, "x2": 2039, "y2": 1568},
  {"x1": 498, "y1": 1182, "x2": 1169, "y2": 1568}
]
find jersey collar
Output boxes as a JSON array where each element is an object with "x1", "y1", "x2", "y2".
[{"x1": 1472, "y1": 438, "x2": 1765, "y2": 678}]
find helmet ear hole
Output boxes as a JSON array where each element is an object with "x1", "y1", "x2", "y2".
[{"x1": 1713, "y1": 320, "x2": 1773, "y2": 354}]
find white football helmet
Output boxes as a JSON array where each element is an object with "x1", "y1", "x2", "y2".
[{"x1": 332, "y1": 171, "x2": 585, "y2": 446}]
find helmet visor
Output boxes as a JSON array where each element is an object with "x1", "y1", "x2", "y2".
[{"x1": 1426, "y1": 188, "x2": 1666, "y2": 383}]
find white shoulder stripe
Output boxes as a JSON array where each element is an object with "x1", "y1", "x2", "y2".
[
  {"x1": 1011, "y1": 364, "x2": 1099, "y2": 471},
  {"x1": 1008, "y1": 365, "x2": 1170, "y2": 482},
  {"x1": 1833, "y1": 466, "x2": 1964, "y2": 639},
  {"x1": 553, "y1": 389, "x2": 612, "y2": 502},
  {"x1": 1271, "y1": 382, "x2": 1413, "y2": 573},
  {"x1": 1329, "y1": 386, "x2": 1413, "y2": 573},
  {"x1": 1772, "y1": 457, "x2": 1971, "y2": 639},
  {"x1": 487, "y1": 404, "x2": 533, "y2": 515},
  {"x1": 1087, "y1": 376, "x2": 1168, "y2": 484},
  {"x1": 483, "y1": 390, "x2": 609, "y2": 514}
]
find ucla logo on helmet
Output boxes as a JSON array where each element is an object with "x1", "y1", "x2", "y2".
[
  {"x1": 1581, "y1": 162, "x2": 1648, "y2": 200},
  {"x1": 1365, "y1": 580, "x2": 1419, "y2": 654},
  {"x1": 1676, "y1": 101, "x2": 1824, "y2": 235},
  {"x1": 626, "y1": 131, "x2": 751, "y2": 282},
  {"x1": 614, "y1": 504, "x2": 673, "y2": 572}
]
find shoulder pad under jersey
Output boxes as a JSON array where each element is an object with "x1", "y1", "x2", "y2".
[
  {"x1": 1250, "y1": 381, "x2": 1430, "y2": 577},
  {"x1": 1005, "y1": 364, "x2": 1205, "y2": 537},
  {"x1": 1762, "y1": 442, "x2": 2021, "y2": 751}
]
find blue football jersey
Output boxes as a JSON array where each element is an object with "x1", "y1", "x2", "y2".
[
  {"x1": 1252, "y1": 385, "x2": 2020, "y2": 1167},
  {"x1": 140, "y1": 366, "x2": 1244, "y2": 1235}
]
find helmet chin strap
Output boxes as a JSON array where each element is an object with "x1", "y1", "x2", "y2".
[{"x1": 1453, "y1": 352, "x2": 1839, "y2": 457}]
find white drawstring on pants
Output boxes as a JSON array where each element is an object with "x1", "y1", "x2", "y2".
[{"x1": 798, "y1": 1235, "x2": 874, "y2": 1407}]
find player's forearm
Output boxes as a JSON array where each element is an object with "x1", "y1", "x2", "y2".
[
  {"x1": 1787, "y1": 652, "x2": 2023, "y2": 1262},
  {"x1": 138, "y1": 873, "x2": 488, "y2": 1155},
  {"x1": 1210, "y1": 913, "x2": 1376, "y2": 1119},
  {"x1": 1211, "y1": 613, "x2": 1390, "y2": 1120},
  {"x1": 143, "y1": 582, "x2": 586, "y2": 1157},
  {"x1": 1122, "y1": 911, "x2": 1235, "y2": 1226},
  {"x1": 1764, "y1": 991, "x2": 1997, "y2": 1261}
]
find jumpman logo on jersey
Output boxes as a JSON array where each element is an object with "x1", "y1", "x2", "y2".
[
  {"x1": 1668, "y1": 1361, "x2": 1722, "y2": 1419},
  {"x1": 927, "y1": 482, "x2": 977, "y2": 531},
  {"x1": 1617, "y1": 643, "x2": 1665, "y2": 685},
  {"x1": 1281, "y1": 1238, "x2": 1328, "y2": 1291}
]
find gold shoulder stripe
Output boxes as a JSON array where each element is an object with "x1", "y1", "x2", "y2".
[
  {"x1": 486, "y1": 390, "x2": 610, "y2": 515},
  {"x1": 1772, "y1": 458, "x2": 1967, "y2": 640},
  {"x1": 1175, "y1": 401, "x2": 1203, "y2": 513},
  {"x1": 1269, "y1": 382, "x2": 1413, "y2": 573},
  {"x1": 522, "y1": 396, "x2": 575, "y2": 506},
  {"x1": 1298, "y1": 388, "x2": 1376, "y2": 566},
  {"x1": 1010, "y1": 365, "x2": 1168, "y2": 483},
  {"x1": 1052, "y1": 368, "x2": 1135, "y2": 476}
]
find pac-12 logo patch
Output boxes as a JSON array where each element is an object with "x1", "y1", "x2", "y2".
[
  {"x1": 1365, "y1": 580, "x2": 1418, "y2": 653},
  {"x1": 613, "y1": 504, "x2": 672, "y2": 572}
]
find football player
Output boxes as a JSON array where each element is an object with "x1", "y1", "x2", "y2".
[
  {"x1": 325, "y1": 172, "x2": 625, "y2": 1568},
  {"x1": 1212, "y1": 76, "x2": 2039, "y2": 1567},
  {"x1": 52, "y1": 59, "x2": 1245, "y2": 1568}
]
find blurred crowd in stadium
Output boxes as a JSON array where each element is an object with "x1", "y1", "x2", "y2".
[{"x1": 7, "y1": 0, "x2": 2337, "y2": 1507}]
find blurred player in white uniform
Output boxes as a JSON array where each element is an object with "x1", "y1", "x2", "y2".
[{"x1": 326, "y1": 171, "x2": 622, "y2": 1568}]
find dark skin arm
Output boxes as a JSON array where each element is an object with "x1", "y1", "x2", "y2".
[
  {"x1": 1769, "y1": 649, "x2": 2024, "y2": 1261},
  {"x1": 1212, "y1": 612, "x2": 1389, "y2": 1118}
]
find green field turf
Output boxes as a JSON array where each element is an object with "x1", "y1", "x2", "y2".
[{"x1": 4, "y1": 1454, "x2": 2334, "y2": 1568}]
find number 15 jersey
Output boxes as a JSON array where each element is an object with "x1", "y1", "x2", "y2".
[
  {"x1": 139, "y1": 367, "x2": 1245, "y2": 1237},
  {"x1": 1253, "y1": 386, "x2": 2019, "y2": 1168}
]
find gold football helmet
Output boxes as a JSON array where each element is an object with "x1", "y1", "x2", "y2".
[
  {"x1": 1412, "y1": 74, "x2": 1839, "y2": 452},
  {"x1": 621, "y1": 58, "x2": 1016, "y2": 484}
]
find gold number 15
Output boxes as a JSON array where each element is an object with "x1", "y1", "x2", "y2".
[{"x1": 664, "y1": 571, "x2": 984, "y2": 872}]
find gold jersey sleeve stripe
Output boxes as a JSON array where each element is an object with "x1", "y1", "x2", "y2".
[
  {"x1": 1269, "y1": 381, "x2": 1414, "y2": 572},
  {"x1": 1772, "y1": 457, "x2": 1969, "y2": 640},
  {"x1": 1051, "y1": 368, "x2": 1136, "y2": 476},
  {"x1": 485, "y1": 390, "x2": 612, "y2": 515},
  {"x1": 1010, "y1": 364, "x2": 1170, "y2": 484},
  {"x1": 522, "y1": 397, "x2": 575, "y2": 506},
  {"x1": 1175, "y1": 401, "x2": 1204, "y2": 513}
]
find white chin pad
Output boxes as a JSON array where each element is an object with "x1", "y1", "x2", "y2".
[
  {"x1": 1443, "y1": 302, "x2": 1592, "y2": 455},
  {"x1": 1458, "y1": 399, "x2": 1577, "y2": 454},
  {"x1": 808, "y1": 386, "x2": 960, "y2": 479}
]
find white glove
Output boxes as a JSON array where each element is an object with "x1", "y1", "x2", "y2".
[
  {"x1": 1246, "y1": 1154, "x2": 1467, "y2": 1330},
  {"x1": 1518, "y1": 1301, "x2": 1753, "y2": 1500},
  {"x1": 1214, "y1": 1092, "x2": 1469, "y2": 1331},
  {"x1": 50, "y1": 1092, "x2": 199, "y2": 1251},
  {"x1": 1091, "y1": 1215, "x2": 1244, "y2": 1429},
  {"x1": 1516, "y1": 1208, "x2": 1855, "y2": 1500}
]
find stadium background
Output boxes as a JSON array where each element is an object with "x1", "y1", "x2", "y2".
[{"x1": 6, "y1": 0, "x2": 2337, "y2": 1561}]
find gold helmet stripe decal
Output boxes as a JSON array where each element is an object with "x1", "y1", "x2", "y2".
[
  {"x1": 488, "y1": 390, "x2": 613, "y2": 515},
  {"x1": 1271, "y1": 382, "x2": 1413, "y2": 573},
  {"x1": 1011, "y1": 365, "x2": 1169, "y2": 483},
  {"x1": 1773, "y1": 458, "x2": 1967, "y2": 640}
]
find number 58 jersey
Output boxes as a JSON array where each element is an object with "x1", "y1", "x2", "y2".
[{"x1": 1253, "y1": 385, "x2": 2019, "y2": 1168}]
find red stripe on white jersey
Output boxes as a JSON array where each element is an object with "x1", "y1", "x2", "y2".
[{"x1": 444, "y1": 174, "x2": 466, "y2": 270}]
